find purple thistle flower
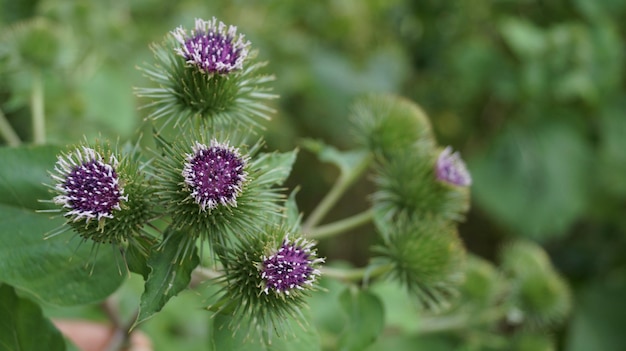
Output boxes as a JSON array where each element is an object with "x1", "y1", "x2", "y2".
[
  {"x1": 52, "y1": 147, "x2": 127, "y2": 223},
  {"x1": 261, "y1": 237, "x2": 323, "y2": 295},
  {"x1": 172, "y1": 17, "x2": 250, "y2": 74},
  {"x1": 182, "y1": 140, "x2": 248, "y2": 211},
  {"x1": 436, "y1": 146, "x2": 472, "y2": 187}
]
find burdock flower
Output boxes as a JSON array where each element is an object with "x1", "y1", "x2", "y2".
[
  {"x1": 136, "y1": 18, "x2": 276, "y2": 131},
  {"x1": 51, "y1": 147, "x2": 127, "y2": 227},
  {"x1": 172, "y1": 17, "x2": 250, "y2": 74},
  {"x1": 210, "y1": 227, "x2": 324, "y2": 343},
  {"x1": 436, "y1": 146, "x2": 472, "y2": 187},
  {"x1": 261, "y1": 236, "x2": 323, "y2": 295},
  {"x1": 47, "y1": 143, "x2": 155, "y2": 247},
  {"x1": 182, "y1": 140, "x2": 248, "y2": 211},
  {"x1": 152, "y1": 133, "x2": 293, "y2": 255}
]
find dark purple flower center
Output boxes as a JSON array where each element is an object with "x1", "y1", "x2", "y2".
[
  {"x1": 183, "y1": 32, "x2": 241, "y2": 73},
  {"x1": 262, "y1": 243, "x2": 315, "y2": 294},
  {"x1": 63, "y1": 160, "x2": 122, "y2": 219},
  {"x1": 183, "y1": 143, "x2": 246, "y2": 211},
  {"x1": 173, "y1": 18, "x2": 250, "y2": 74}
]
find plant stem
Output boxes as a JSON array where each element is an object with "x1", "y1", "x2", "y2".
[
  {"x1": 302, "y1": 154, "x2": 371, "y2": 233},
  {"x1": 416, "y1": 307, "x2": 509, "y2": 335},
  {"x1": 321, "y1": 262, "x2": 393, "y2": 283},
  {"x1": 31, "y1": 70, "x2": 45, "y2": 144},
  {"x1": 101, "y1": 298, "x2": 138, "y2": 351},
  {"x1": 308, "y1": 209, "x2": 374, "y2": 240},
  {"x1": 0, "y1": 107, "x2": 21, "y2": 146}
]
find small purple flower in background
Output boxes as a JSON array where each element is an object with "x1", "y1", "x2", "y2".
[
  {"x1": 172, "y1": 17, "x2": 250, "y2": 74},
  {"x1": 436, "y1": 146, "x2": 472, "y2": 187},
  {"x1": 261, "y1": 236, "x2": 323, "y2": 295},
  {"x1": 182, "y1": 140, "x2": 248, "y2": 211},
  {"x1": 52, "y1": 147, "x2": 127, "y2": 223}
]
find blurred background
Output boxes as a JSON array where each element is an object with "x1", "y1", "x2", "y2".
[{"x1": 1, "y1": 0, "x2": 625, "y2": 350}]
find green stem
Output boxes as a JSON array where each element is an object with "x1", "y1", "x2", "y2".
[
  {"x1": 302, "y1": 154, "x2": 372, "y2": 233},
  {"x1": 31, "y1": 70, "x2": 45, "y2": 144},
  {"x1": 416, "y1": 307, "x2": 509, "y2": 335},
  {"x1": 308, "y1": 209, "x2": 374, "y2": 240},
  {"x1": 321, "y1": 262, "x2": 393, "y2": 283},
  {"x1": 0, "y1": 107, "x2": 21, "y2": 146}
]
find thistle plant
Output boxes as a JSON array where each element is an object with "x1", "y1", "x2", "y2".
[{"x1": 0, "y1": 15, "x2": 574, "y2": 351}]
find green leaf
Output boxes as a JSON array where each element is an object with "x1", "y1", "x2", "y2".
[
  {"x1": 0, "y1": 284, "x2": 66, "y2": 351},
  {"x1": 284, "y1": 187, "x2": 302, "y2": 232},
  {"x1": 0, "y1": 144, "x2": 62, "y2": 210},
  {"x1": 255, "y1": 148, "x2": 298, "y2": 186},
  {"x1": 135, "y1": 229, "x2": 199, "y2": 326},
  {"x1": 301, "y1": 138, "x2": 369, "y2": 176},
  {"x1": 79, "y1": 67, "x2": 138, "y2": 138},
  {"x1": 0, "y1": 205, "x2": 125, "y2": 305},
  {"x1": 125, "y1": 240, "x2": 152, "y2": 280},
  {"x1": 338, "y1": 287, "x2": 385, "y2": 351},
  {"x1": 470, "y1": 124, "x2": 591, "y2": 240},
  {"x1": 208, "y1": 310, "x2": 321, "y2": 351},
  {"x1": 565, "y1": 276, "x2": 626, "y2": 351}
]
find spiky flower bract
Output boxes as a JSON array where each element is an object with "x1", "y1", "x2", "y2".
[
  {"x1": 211, "y1": 226, "x2": 323, "y2": 343},
  {"x1": 151, "y1": 132, "x2": 286, "y2": 259},
  {"x1": 350, "y1": 93, "x2": 435, "y2": 158},
  {"x1": 136, "y1": 18, "x2": 276, "y2": 131},
  {"x1": 436, "y1": 146, "x2": 472, "y2": 186},
  {"x1": 47, "y1": 141, "x2": 155, "y2": 250},
  {"x1": 372, "y1": 215, "x2": 465, "y2": 311},
  {"x1": 372, "y1": 145, "x2": 470, "y2": 223},
  {"x1": 500, "y1": 241, "x2": 571, "y2": 328}
]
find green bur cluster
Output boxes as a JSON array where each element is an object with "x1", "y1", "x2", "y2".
[{"x1": 36, "y1": 17, "x2": 571, "y2": 350}]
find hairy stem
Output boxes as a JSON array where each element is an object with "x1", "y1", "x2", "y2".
[
  {"x1": 321, "y1": 262, "x2": 393, "y2": 284},
  {"x1": 31, "y1": 70, "x2": 45, "y2": 144},
  {"x1": 416, "y1": 306, "x2": 509, "y2": 335},
  {"x1": 0, "y1": 107, "x2": 21, "y2": 146},
  {"x1": 308, "y1": 209, "x2": 374, "y2": 240},
  {"x1": 101, "y1": 298, "x2": 139, "y2": 351},
  {"x1": 302, "y1": 154, "x2": 371, "y2": 232}
]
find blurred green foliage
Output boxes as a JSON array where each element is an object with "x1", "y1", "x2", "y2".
[{"x1": 2, "y1": 0, "x2": 626, "y2": 350}]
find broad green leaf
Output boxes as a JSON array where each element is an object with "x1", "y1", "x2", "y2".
[
  {"x1": 125, "y1": 240, "x2": 152, "y2": 280},
  {"x1": 79, "y1": 67, "x2": 138, "y2": 138},
  {"x1": 0, "y1": 284, "x2": 66, "y2": 351},
  {"x1": 370, "y1": 280, "x2": 421, "y2": 334},
  {"x1": 565, "y1": 276, "x2": 626, "y2": 351},
  {"x1": 338, "y1": 287, "x2": 385, "y2": 351},
  {"x1": 0, "y1": 205, "x2": 125, "y2": 305},
  {"x1": 301, "y1": 138, "x2": 369, "y2": 176},
  {"x1": 284, "y1": 187, "x2": 302, "y2": 232},
  {"x1": 0, "y1": 144, "x2": 62, "y2": 210},
  {"x1": 208, "y1": 310, "x2": 321, "y2": 351},
  {"x1": 470, "y1": 124, "x2": 591, "y2": 240},
  {"x1": 135, "y1": 229, "x2": 199, "y2": 326},
  {"x1": 500, "y1": 18, "x2": 546, "y2": 58},
  {"x1": 255, "y1": 148, "x2": 298, "y2": 186}
]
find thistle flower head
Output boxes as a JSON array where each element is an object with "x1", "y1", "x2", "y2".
[
  {"x1": 182, "y1": 140, "x2": 248, "y2": 211},
  {"x1": 52, "y1": 147, "x2": 127, "y2": 224},
  {"x1": 261, "y1": 236, "x2": 323, "y2": 295},
  {"x1": 151, "y1": 133, "x2": 291, "y2": 255},
  {"x1": 210, "y1": 227, "x2": 324, "y2": 343},
  {"x1": 137, "y1": 18, "x2": 275, "y2": 131},
  {"x1": 373, "y1": 216, "x2": 465, "y2": 311},
  {"x1": 172, "y1": 17, "x2": 250, "y2": 74},
  {"x1": 436, "y1": 146, "x2": 472, "y2": 187},
  {"x1": 47, "y1": 142, "x2": 155, "y2": 248}
]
